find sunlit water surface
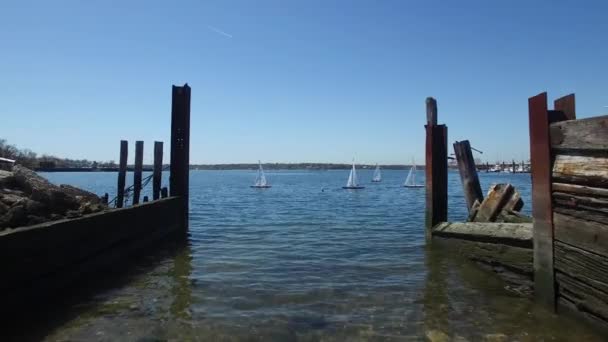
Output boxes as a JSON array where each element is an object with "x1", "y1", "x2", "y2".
[{"x1": 36, "y1": 170, "x2": 603, "y2": 341}]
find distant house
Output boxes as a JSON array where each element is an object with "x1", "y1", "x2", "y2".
[{"x1": 0, "y1": 157, "x2": 15, "y2": 171}]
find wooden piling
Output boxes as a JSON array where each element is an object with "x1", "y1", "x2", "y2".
[
  {"x1": 425, "y1": 97, "x2": 448, "y2": 240},
  {"x1": 161, "y1": 187, "x2": 168, "y2": 198},
  {"x1": 102, "y1": 193, "x2": 109, "y2": 205},
  {"x1": 153, "y1": 141, "x2": 163, "y2": 200},
  {"x1": 133, "y1": 141, "x2": 144, "y2": 205},
  {"x1": 116, "y1": 140, "x2": 128, "y2": 208},
  {"x1": 170, "y1": 84, "x2": 191, "y2": 228},
  {"x1": 143, "y1": 196, "x2": 149, "y2": 203},
  {"x1": 453, "y1": 140, "x2": 483, "y2": 212}
]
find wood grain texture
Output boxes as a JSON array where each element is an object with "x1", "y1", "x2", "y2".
[
  {"x1": 554, "y1": 212, "x2": 608, "y2": 257},
  {"x1": 553, "y1": 154, "x2": 608, "y2": 188},
  {"x1": 550, "y1": 115, "x2": 608, "y2": 153}
]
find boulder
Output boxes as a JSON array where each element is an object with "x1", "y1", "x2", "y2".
[
  {"x1": 0, "y1": 205, "x2": 27, "y2": 228},
  {"x1": 59, "y1": 184, "x2": 101, "y2": 204},
  {"x1": 0, "y1": 170, "x2": 15, "y2": 187}
]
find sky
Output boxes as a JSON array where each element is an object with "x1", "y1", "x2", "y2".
[{"x1": 1, "y1": 0, "x2": 607, "y2": 165}]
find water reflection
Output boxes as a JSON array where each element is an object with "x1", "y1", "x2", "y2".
[{"x1": 169, "y1": 243, "x2": 193, "y2": 320}]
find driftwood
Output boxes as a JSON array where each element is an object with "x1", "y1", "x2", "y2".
[
  {"x1": 550, "y1": 115, "x2": 608, "y2": 153},
  {"x1": 433, "y1": 222, "x2": 532, "y2": 246},
  {"x1": 553, "y1": 154, "x2": 608, "y2": 188},
  {"x1": 471, "y1": 184, "x2": 527, "y2": 223}
]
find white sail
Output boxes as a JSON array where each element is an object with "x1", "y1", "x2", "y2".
[
  {"x1": 372, "y1": 164, "x2": 382, "y2": 182},
  {"x1": 346, "y1": 161, "x2": 358, "y2": 187},
  {"x1": 404, "y1": 160, "x2": 422, "y2": 187},
  {"x1": 254, "y1": 160, "x2": 268, "y2": 187}
]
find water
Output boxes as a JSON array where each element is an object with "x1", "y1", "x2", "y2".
[{"x1": 34, "y1": 170, "x2": 603, "y2": 341}]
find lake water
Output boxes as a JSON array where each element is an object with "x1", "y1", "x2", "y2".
[{"x1": 33, "y1": 170, "x2": 603, "y2": 341}]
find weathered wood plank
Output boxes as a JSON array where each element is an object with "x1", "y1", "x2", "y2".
[
  {"x1": 554, "y1": 206, "x2": 608, "y2": 226},
  {"x1": 153, "y1": 141, "x2": 163, "y2": 200},
  {"x1": 474, "y1": 184, "x2": 514, "y2": 222},
  {"x1": 432, "y1": 221, "x2": 532, "y2": 248},
  {"x1": 550, "y1": 115, "x2": 608, "y2": 153},
  {"x1": 553, "y1": 192, "x2": 608, "y2": 208},
  {"x1": 555, "y1": 241, "x2": 608, "y2": 295},
  {"x1": 453, "y1": 140, "x2": 483, "y2": 212},
  {"x1": 553, "y1": 93, "x2": 576, "y2": 120},
  {"x1": 553, "y1": 154, "x2": 608, "y2": 188},
  {"x1": 556, "y1": 271, "x2": 608, "y2": 325},
  {"x1": 554, "y1": 212, "x2": 608, "y2": 257},
  {"x1": 426, "y1": 97, "x2": 437, "y2": 125},
  {"x1": 553, "y1": 182, "x2": 608, "y2": 198},
  {"x1": 503, "y1": 190, "x2": 523, "y2": 212}
]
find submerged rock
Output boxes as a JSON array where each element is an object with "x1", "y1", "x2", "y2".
[
  {"x1": 0, "y1": 165, "x2": 108, "y2": 230},
  {"x1": 425, "y1": 329, "x2": 450, "y2": 342}
]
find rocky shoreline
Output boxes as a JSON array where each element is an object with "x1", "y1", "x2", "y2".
[{"x1": 0, "y1": 165, "x2": 107, "y2": 230}]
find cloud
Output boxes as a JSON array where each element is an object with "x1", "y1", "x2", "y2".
[{"x1": 207, "y1": 25, "x2": 233, "y2": 39}]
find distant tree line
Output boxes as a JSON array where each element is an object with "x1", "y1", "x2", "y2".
[{"x1": 0, "y1": 139, "x2": 116, "y2": 170}]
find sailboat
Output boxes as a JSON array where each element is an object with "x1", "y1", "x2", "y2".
[
  {"x1": 343, "y1": 159, "x2": 365, "y2": 189},
  {"x1": 371, "y1": 164, "x2": 382, "y2": 183},
  {"x1": 403, "y1": 160, "x2": 424, "y2": 188},
  {"x1": 251, "y1": 160, "x2": 271, "y2": 188}
]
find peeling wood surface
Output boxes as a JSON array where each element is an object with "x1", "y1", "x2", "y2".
[
  {"x1": 550, "y1": 115, "x2": 608, "y2": 153},
  {"x1": 553, "y1": 182, "x2": 608, "y2": 198},
  {"x1": 553, "y1": 154, "x2": 608, "y2": 188},
  {"x1": 554, "y1": 212, "x2": 608, "y2": 257}
]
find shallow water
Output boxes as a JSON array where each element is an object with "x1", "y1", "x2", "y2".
[{"x1": 36, "y1": 170, "x2": 603, "y2": 340}]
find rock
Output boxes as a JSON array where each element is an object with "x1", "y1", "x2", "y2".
[
  {"x1": 65, "y1": 210, "x2": 81, "y2": 219},
  {"x1": 13, "y1": 165, "x2": 58, "y2": 195},
  {"x1": 0, "y1": 201, "x2": 8, "y2": 216},
  {"x1": 425, "y1": 329, "x2": 450, "y2": 342},
  {"x1": 1, "y1": 205, "x2": 27, "y2": 228},
  {"x1": 0, "y1": 170, "x2": 15, "y2": 187},
  {"x1": 484, "y1": 333, "x2": 508, "y2": 342},
  {"x1": 60, "y1": 184, "x2": 101, "y2": 204},
  {"x1": 1, "y1": 193, "x2": 24, "y2": 207},
  {"x1": 26, "y1": 215, "x2": 46, "y2": 226}
]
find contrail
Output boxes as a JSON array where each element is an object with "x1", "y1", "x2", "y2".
[{"x1": 207, "y1": 25, "x2": 233, "y2": 38}]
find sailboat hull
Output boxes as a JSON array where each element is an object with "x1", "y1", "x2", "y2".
[
  {"x1": 403, "y1": 185, "x2": 424, "y2": 188},
  {"x1": 371, "y1": 180, "x2": 381, "y2": 183},
  {"x1": 250, "y1": 185, "x2": 272, "y2": 188},
  {"x1": 342, "y1": 186, "x2": 365, "y2": 189}
]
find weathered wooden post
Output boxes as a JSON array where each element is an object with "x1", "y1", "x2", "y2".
[
  {"x1": 117, "y1": 140, "x2": 128, "y2": 208},
  {"x1": 453, "y1": 140, "x2": 483, "y2": 212},
  {"x1": 425, "y1": 97, "x2": 448, "y2": 240},
  {"x1": 102, "y1": 193, "x2": 109, "y2": 205},
  {"x1": 161, "y1": 187, "x2": 168, "y2": 198},
  {"x1": 528, "y1": 92, "x2": 575, "y2": 309},
  {"x1": 133, "y1": 140, "x2": 144, "y2": 205},
  {"x1": 153, "y1": 141, "x2": 163, "y2": 200},
  {"x1": 170, "y1": 84, "x2": 191, "y2": 229},
  {"x1": 143, "y1": 196, "x2": 149, "y2": 203}
]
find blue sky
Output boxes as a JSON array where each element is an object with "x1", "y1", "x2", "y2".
[{"x1": 1, "y1": 0, "x2": 607, "y2": 164}]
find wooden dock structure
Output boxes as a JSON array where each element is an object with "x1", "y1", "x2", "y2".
[{"x1": 425, "y1": 93, "x2": 608, "y2": 331}]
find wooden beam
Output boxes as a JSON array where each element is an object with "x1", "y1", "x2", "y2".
[
  {"x1": 425, "y1": 97, "x2": 447, "y2": 239},
  {"x1": 553, "y1": 154, "x2": 608, "y2": 188},
  {"x1": 528, "y1": 92, "x2": 555, "y2": 309},
  {"x1": 170, "y1": 84, "x2": 191, "y2": 228},
  {"x1": 133, "y1": 141, "x2": 144, "y2": 205},
  {"x1": 453, "y1": 140, "x2": 483, "y2": 211},
  {"x1": 554, "y1": 212, "x2": 608, "y2": 257},
  {"x1": 550, "y1": 115, "x2": 608, "y2": 153},
  {"x1": 153, "y1": 141, "x2": 163, "y2": 200},
  {"x1": 116, "y1": 140, "x2": 128, "y2": 208},
  {"x1": 554, "y1": 93, "x2": 576, "y2": 120}
]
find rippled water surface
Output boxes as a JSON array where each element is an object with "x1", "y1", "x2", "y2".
[{"x1": 36, "y1": 170, "x2": 603, "y2": 341}]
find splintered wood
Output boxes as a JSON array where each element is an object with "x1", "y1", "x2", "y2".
[{"x1": 468, "y1": 183, "x2": 530, "y2": 223}]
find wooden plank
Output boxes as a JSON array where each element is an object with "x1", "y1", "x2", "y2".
[
  {"x1": 503, "y1": 191, "x2": 523, "y2": 212},
  {"x1": 550, "y1": 115, "x2": 608, "y2": 153},
  {"x1": 474, "y1": 184, "x2": 513, "y2": 222},
  {"x1": 116, "y1": 140, "x2": 128, "y2": 208},
  {"x1": 153, "y1": 141, "x2": 163, "y2": 200},
  {"x1": 556, "y1": 271, "x2": 608, "y2": 325},
  {"x1": 553, "y1": 182, "x2": 608, "y2": 198},
  {"x1": 553, "y1": 192, "x2": 608, "y2": 208},
  {"x1": 554, "y1": 206, "x2": 608, "y2": 226},
  {"x1": 133, "y1": 140, "x2": 144, "y2": 205},
  {"x1": 554, "y1": 93, "x2": 576, "y2": 120},
  {"x1": 170, "y1": 84, "x2": 191, "y2": 228},
  {"x1": 453, "y1": 140, "x2": 483, "y2": 212},
  {"x1": 554, "y1": 212, "x2": 608, "y2": 257},
  {"x1": 553, "y1": 154, "x2": 608, "y2": 188},
  {"x1": 528, "y1": 92, "x2": 556, "y2": 308},
  {"x1": 432, "y1": 221, "x2": 532, "y2": 247}
]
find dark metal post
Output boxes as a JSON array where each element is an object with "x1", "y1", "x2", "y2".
[
  {"x1": 425, "y1": 97, "x2": 448, "y2": 240},
  {"x1": 170, "y1": 84, "x2": 191, "y2": 228},
  {"x1": 117, "y1": 140, "x2": 128, "y2": 208},
  {"x1": 153, "y1": 141, "x2": 163, "y2": 200},
  {"x1": 133, "y1": 141, "x2": 144, "y2": 205},
  {"x1": 454, "y1": 140, "x2": 483, "y2": 211}
]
